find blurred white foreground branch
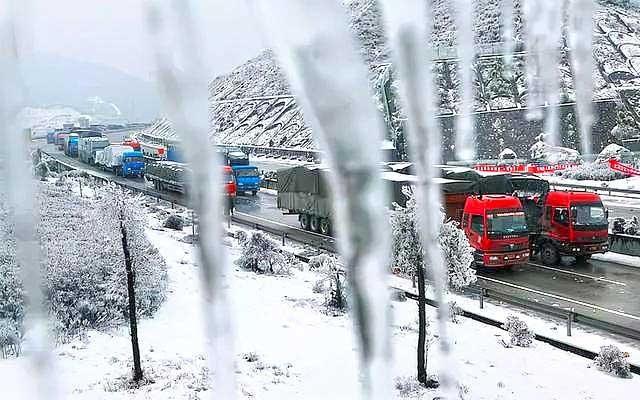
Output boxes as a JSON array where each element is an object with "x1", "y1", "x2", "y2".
[
  {"x1": 0, "y1": 1, "x2": 58, "y2": 398},
  {"x1": 252, "y1": 1, "x2": 392, "y2": 398},
  {"x1": 145, "y1": 1, "x2": 235, "y2": 398},
  {"x1": 380, "y1": 0, "x2": 457, "y2": 395}
]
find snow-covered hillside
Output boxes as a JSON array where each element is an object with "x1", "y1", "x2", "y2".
[
  {"x1": 202, "y1": 0, "x2": 640, "y2": 156},
  {"x1": 4, "y1": 209, "x2": 638, "y2": 399}
]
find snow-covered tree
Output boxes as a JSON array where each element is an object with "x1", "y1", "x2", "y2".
[
  {"x1": 529, "y1": 135, "x2": 581, "y2": 164},
  {"x1": 390, "y1": 188, "x2": 476, "y2": 292},
  {"x1": 1, "y1": 181, "x2": 168, "y2": 340},
  {"x1": 236, "y1": 230, "x2": 290, "y2": 275},
  {"x1": 308, "y1": 254, "x2": 347, "y2": 312},
  {"x1": 439, "y1": 221, "x2": 476, "y2": 291},
  {"x1": 611, "y1": 109, "x2": 639, "y2": 143}
]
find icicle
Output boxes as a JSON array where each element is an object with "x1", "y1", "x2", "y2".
[
  {"x1": 454, "y1": 0, "x2": 476, "y2": 161},
  {"x1": 0, "y1": 2, "x2": 58, "y2": 399},
  {"x1": 568, "y1": 0, "x2": 594, "y2": 156},
  {"x1": 251, "y1": 1, "x2": 392, "y2": 398},
  {"x1": 379, "y1": 0, "x2": 457, "y2": 397},
  {"x1": 523, "y1": 0, "x2": 563, "y2": 146},
  {"x1": 145, "y1": 1, "x2": 236, "y2": 398},
  {"x1": 501, "y1": 0, "x2": 515, "y2": 67}
]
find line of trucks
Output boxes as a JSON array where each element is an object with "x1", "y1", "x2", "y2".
[
  {"x1": 276, "y1": 164, "x2": 609, "y2": 268},
  {"x1": 50, "y1": 128, "x2": 258, "y2": 208}
]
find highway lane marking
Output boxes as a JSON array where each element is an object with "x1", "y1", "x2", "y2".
[
  {"x1": 526, "y1": 262, "x2": 627, "y2": 287},
  {"x1": 478, "y1": 275, "x2": 640, "y2": 321}
]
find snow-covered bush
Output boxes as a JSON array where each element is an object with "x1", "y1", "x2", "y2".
[
  {"x1": 503, "y1": 315, "x2": 534, "y2": 347},
  {"x1": 390, "y1": 189, "x2": 476, "y2": 292},
  {"x1": 309, "y1": 254, "x2": 347, "y2": 312},
  {"x1": 596, "y1": 144, "x2": 633, "y2": 164},
  {"x1": 612, "y1": 217, "x2": 640, "y2": 236},
  {"x1": 498, "y1": 148, "x2": 517, "y2": 160},
  {"x1": 308, "y1": 253, "x2": 337, "y2": 273},
  {"x1": 394, "y1": 376, "x2": 425, "y2": 398},
  {"x1": 530, "y1": 138, "x2": 581, "y2": 165},
  {"x1": 594, "y1": 345, "x2": 631, "y2": 378},
  {"x1": 236, "y1": 231, "x2": 290, "y2": 275},
  {"x1": 449, "y1": 301, "x2": 463, "y2": 324},
  {"x1": 555, "y1": 162, "x2": 629, "y2": 181},
  {"x1": 163, "y1": 214, "x2": 185, "y2": 231}
]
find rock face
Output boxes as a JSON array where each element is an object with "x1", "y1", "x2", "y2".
[{"x1": 204, "y1": 1, "x2": 639, "y2": 159}]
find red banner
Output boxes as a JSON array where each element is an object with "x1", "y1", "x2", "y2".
[
  {"x1": 609, "y1": 159, "x2": 640, "y2": 176},
  {"x1": 473, "y1": 163, "x2": 579, "y2": 174}
]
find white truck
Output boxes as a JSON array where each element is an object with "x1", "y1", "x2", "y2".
[{"x1": 95, "y1": 145, "x2": 136, "y2": 176}]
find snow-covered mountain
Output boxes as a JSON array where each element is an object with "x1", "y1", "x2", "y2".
[{"x1": 203, "y1": 1, "x2": 640, "y2": 158}]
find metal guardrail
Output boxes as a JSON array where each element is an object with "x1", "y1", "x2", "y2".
[
  {"x1": 217, "y1": 143, "x2": 321, "y2": 162},
  {"x1": 397, "y1": 286, "x2": 640, "y2": 375},
  {"x1": 40, "y1": 149, "x2": 640, "y2": 350}
]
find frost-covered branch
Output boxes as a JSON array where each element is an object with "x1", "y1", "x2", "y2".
[{"x1": 252, "y1": 1, "x2": 392, "y2": 397}]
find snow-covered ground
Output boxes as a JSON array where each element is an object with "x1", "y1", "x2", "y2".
[{"x1": 2, "y1": 210, "x2": 638, "y2": 399}]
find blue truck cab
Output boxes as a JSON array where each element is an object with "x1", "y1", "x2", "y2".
[
  {"x1": 64, "y1": 134, "x2": 79, "y2": 157},
  {"x1": 121, "y1": 151, "x2": 145, "y2": 178},
  {"x1": 47, "y1": 130, "x2": 56, "y2": 144},
  {"x1": 232, "y1": 165, "x2": 261, "y2": 195}
]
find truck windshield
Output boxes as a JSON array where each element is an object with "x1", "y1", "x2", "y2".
[
  {"x1": 486, "y1": 211, "x2": 528, "y2": 238},
  {"x1": 224, "y1": 170, "x2": 235, "y2": 184},
  {"x1": 571, "y1": 203, "x2": 607, "y2": 228},
  {"x1": 235, "y1": 168, "x2": 259, "y2": 178},
  {"x1": 124, "y1": 156, "x2": 144, "y2": 163}
]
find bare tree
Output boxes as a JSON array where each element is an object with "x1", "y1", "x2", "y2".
[{"x1": 118, "y1": 201, "x2": 143, "y2": 382}]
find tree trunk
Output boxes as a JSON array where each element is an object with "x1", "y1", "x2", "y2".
[
  {"x1": 120, "y1": 217, "x2": 143, "y2": 382},
  {"x1": 416, "y1": 262, "x2": 427, "y2": 384},
  {"x1": 335, "y1": 271, "x2": 343, "y2": 310}
]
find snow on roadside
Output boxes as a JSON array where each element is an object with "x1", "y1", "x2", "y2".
[
  {"x1": 2, "y1": 211, "x2": 639, "y2": 399},
  {"x1": 593, "y1": 252, "x2": 640, "y2": 269},
  {"x1": 390, "y1": 273, "x2": 640, "y2": 367}
]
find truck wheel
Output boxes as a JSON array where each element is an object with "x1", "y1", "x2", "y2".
[
  {"x1": 310, "y1": 216, "x2": 321, "y2": 233},
  {"x1": 540, "y1": 243, "x2": 560, "y2": 266},
  {"x1": 252, "y1": 190, "x2": 257, "y2": 196},
  {"x1": 299, "y1": 214, "x2": 311, "y2": 230},
  {"x1": 319, "y1": 218, "x2": 331, "y2": 236}
]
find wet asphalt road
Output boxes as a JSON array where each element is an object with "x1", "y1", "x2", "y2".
[{"x1": 43, "y1": 144, "x2": 640, "y2": 328}]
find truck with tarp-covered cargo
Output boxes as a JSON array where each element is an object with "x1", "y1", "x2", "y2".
[
  {"x1": 78, "y1": 137, "x2": 110, "y2": 165},
  {"x1": 440, "y1": 168, "x2": 609, "y2": 266},
  {"x1": 276, "y1": 164, "x2": 433, "y2": 236}
]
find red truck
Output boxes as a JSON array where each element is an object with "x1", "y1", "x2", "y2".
[
  {"x1": 530, "y1": 190, "x2": 609, "y2": 265},
  {"x1": 458, "y1": 195, "x2": 530, "y2": 268},
  {"x1": 443, "y1": 169, "x2": 609, "y2": 267}
]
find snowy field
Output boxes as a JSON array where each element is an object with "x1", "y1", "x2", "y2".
[{"x1": 2, "y1": 209, "x2": 638, "y2": 399}]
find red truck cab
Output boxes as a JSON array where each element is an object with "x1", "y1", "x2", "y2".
[
  {"x1": 536, "y1": 191, "x2": 609, "y2": 265},
  {"x1": 460, "y1": 195, "x2": 530, "y2": 268}
]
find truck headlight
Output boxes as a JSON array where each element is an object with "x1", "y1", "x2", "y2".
[{"x1": 489, "y1": 256, "x2": 499, "y2": 261}]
